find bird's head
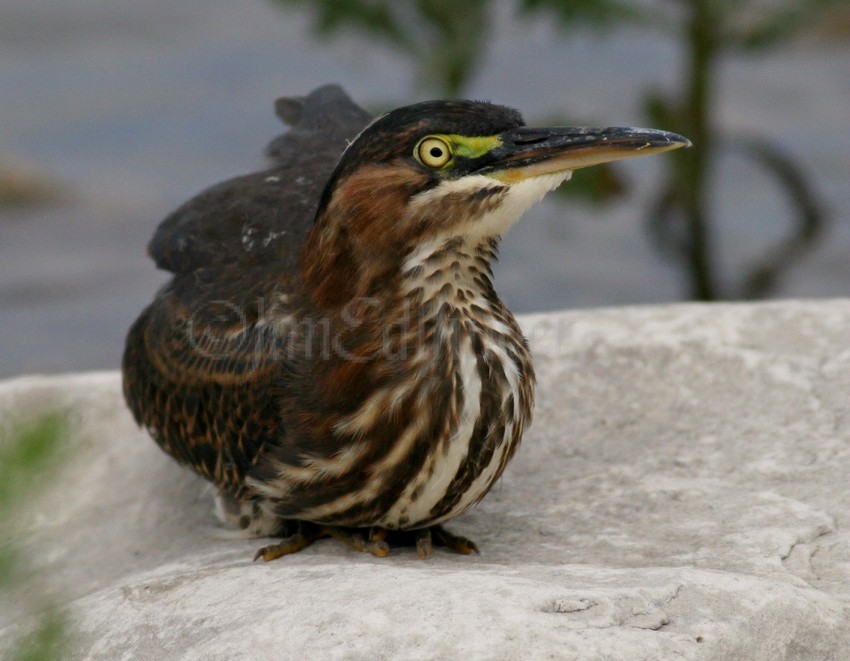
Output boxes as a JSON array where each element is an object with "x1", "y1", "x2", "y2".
[{"x1": 303, "y1": 99, "x2": 690, "y2": 306}]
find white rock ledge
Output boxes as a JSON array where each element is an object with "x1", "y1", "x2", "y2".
[{"x1": 1, "y1": 300, "x2": 849, "y2": 659}]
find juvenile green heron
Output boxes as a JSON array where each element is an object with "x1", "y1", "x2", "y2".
[{"x1": 123, "y1": 86, "x2": 689, "y2": 560}]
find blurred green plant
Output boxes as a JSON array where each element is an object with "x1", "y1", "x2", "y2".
[
  {"x1": 0, "y1": 415, "x2": 69, "y2": 661},
  {"x1": 274, "y1": 0, "x2": 489, "y2": 97},
  {"x1": 617, "y1": 0, "x2": 838, "y2": 299},
  {"x1": 273, "y1": 0, "x2": 843, "y2": 300}
]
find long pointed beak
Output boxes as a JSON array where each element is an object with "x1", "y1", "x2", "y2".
[{"x1": 479, "y1": 126, "x2": 691, "y2": 183}]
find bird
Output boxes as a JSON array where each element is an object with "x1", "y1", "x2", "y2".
[{"x1": 122, "y1": 85, "x2": 690, "y2": 561}]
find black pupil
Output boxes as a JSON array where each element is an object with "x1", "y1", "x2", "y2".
[{"x1": 429, "y1": 146, "x2": 443, "y2": 158}]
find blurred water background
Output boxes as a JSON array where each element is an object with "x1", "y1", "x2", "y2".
[{"x1": 1, "y1": 0, "x2": 848, "y2": 378}]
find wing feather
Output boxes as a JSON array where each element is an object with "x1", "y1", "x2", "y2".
[{"x1": 122, "y1": 85, "x2": 372, "y2": 494}]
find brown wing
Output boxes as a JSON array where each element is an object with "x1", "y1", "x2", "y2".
[
  {"x1": 122, "y1": 265, "x2": 293, "y2": 495},
  {"x1": 123, "y1": 86, "x2": 372, "y2": 495}
]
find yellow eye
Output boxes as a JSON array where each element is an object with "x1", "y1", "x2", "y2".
[{"x1": 416, "y1": 137, "x2": 452, "y2": 168}]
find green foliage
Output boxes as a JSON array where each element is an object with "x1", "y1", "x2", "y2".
[
  {"x1": 413, "y1": 0, "x2": 491, "y2": 97},
  {"x1": 0, "y1": 414, "x2": 70, "y2": 661},
  {"x1": 277, "y1": 0, "x2": 408, "y2": 45},
  {"x1": 9, "y1": 612, "x2": 66, "y2": 661},
  {"x1": 703, "y1": 0, "x2": 848, "y2": 51},
  {"x1": 276, "y1": 0, "x2": 490, "y2": 95},
  {"x1": 0, "y1": 415, "x2": 66, "y2": 513},
  {"x1": 518, "y1": 0, "x2": 650, "y2": 30},
  {"x1": 556, "y1": 162, "x2": 626, "y2": 205},
  {"x1": 0, "y1": 416, "x2": 66, "y2": 589}
]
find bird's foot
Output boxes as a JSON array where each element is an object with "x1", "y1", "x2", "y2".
[
  {"x1": 323, "y1": 525, "x2": 391, "y2": 557},
  {"x1": 252, "y1": 522, "x2": 478, "y2": 561},
  {"x1": 253, "y1": 521, "x2": 323, "y2": 561},
  {"x1": 253, "y1": 521, "x2": 389, "y2": 562},
  {"x1": 414, "y1": 525, "x2": 480, "y2": 560}
]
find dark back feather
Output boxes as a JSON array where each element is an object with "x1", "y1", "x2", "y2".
[{"x1": 148, "y1": 85, "x2": 373, "y2": 275}]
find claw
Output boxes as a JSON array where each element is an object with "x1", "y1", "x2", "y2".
[
  {"x1": 369, "y1": 526, "x2": 387, "y2": 543},
  {"x1": 253, "y1": 522, "x2": 321, "y2": 561},
  {"x1": 415, "y1": 528, "x2": 433, "y2": 560},
  {"x1": 431, "y1": 525, "x2": 480, "y2": 555},
  {"x1": 323, "y1": 526, "x2": 390, "y2": 557}
]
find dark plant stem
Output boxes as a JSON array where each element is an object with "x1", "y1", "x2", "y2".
[{"x1": 681, "y1": 0, "x2": 718, "y2": 300}]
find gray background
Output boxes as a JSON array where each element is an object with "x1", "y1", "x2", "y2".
[{"x1": 2, "y1": 0, "x2": 849, "y2": 378}]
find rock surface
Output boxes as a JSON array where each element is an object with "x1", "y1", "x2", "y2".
[{"x1": 1, "y1": 300, "x2": 849, "y2": 659}]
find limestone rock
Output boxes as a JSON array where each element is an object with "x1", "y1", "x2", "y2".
[{"x1": 1, "y1": 300, "x2": 849, "y2": 659}]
